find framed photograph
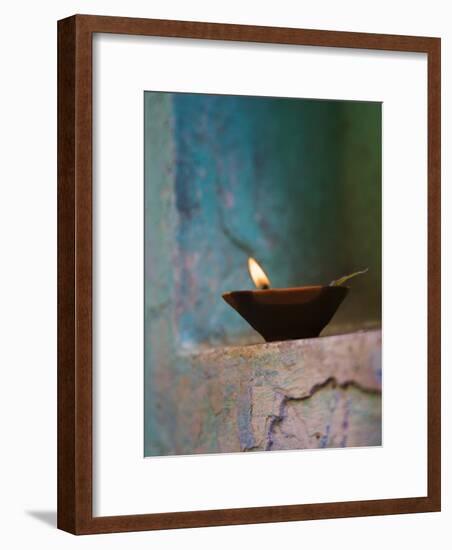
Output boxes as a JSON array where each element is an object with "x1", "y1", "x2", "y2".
[{"x1": 58, "y1": 14, "x2": 441, "y2": 534}]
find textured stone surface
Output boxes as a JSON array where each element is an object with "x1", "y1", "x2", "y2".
[
  {"x1": 143, "y1": 92, "x2": 382, "y2": 456},
  {"x1": 146, "y1": 329, "x2": 381, "y2": 456}
]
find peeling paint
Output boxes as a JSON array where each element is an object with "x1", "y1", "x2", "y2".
[
  {"x1": 145, "y1": 330, "x2": 382, "y2": 456},
  {"x1": 143, "y1": 91, "x2": 382, "y2": 456}
]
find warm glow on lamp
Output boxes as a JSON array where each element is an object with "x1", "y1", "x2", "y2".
[
  {"x1": 248, "y1": 257, "x2": 271, "y2": 290},
  {"x1": 223, "y1": 257, "x2": 366, "y2": 341}
]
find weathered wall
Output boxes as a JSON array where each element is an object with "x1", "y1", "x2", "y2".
[
  {"x1": 147, "y1": 330, "x2": 381, "y2": 456},
  {"x1": 144, "y1": 92, "x2": 382, "y2": 456},
  {"x1": 145, "y1": 92, "x2": 382, "y2": 349}
]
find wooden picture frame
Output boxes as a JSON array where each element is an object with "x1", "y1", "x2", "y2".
[{"x1": 58, "y1": 14, "x2": 441, "y2": 534}]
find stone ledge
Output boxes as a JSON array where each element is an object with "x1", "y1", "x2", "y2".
[{"x1": 148, "y1": 330, "x2": 381, "y2": 456}]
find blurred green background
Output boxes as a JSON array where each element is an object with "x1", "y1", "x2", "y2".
[{"x1": 144, "y1": 92, "x2": 381, "y2": 349}]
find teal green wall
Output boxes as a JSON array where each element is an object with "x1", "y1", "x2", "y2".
[
  {"x1": 145, "y1": 92, "x2": 381, "y2": 347},
  {"x1": 144, "y1": 92, "x2": 381, "y2": 455}
]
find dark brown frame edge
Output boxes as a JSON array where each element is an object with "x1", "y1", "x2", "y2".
[{"x1": 57, "y1": 14, "x2": 441, "y2": 535}]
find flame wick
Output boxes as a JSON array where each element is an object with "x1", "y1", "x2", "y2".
[{"x1": 248, "y1": 257, "x2": 271, "y2": 290}]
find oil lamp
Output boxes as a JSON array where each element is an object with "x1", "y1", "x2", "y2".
[{"x1": 222, "y1": 258, "x2": 367, "y2": 342}]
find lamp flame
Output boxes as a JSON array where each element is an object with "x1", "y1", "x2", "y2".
[{"x1": 248, "y1": 257, "x2": 271, "y2": 289}]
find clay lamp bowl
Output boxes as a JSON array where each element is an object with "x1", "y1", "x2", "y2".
[{"x1": 222, "y1": 258, "x2": 367, "y2": 343}]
